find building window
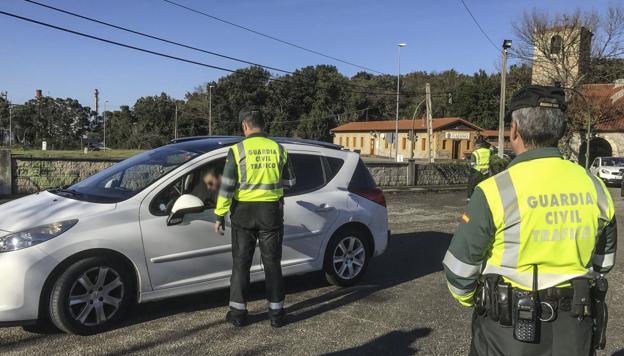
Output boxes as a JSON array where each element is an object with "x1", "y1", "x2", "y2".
[
  {"x1": 421, "y1": 138, "x2": 426, "y2": 151},
  {"x1": 346, "y1": 137, "x2": 350, "y2": 146},
  {"x1": 339, "y1": 136, "x2": 343, "y2": 145},
  {"x1": 385, "y1": 138, "x2": 389, "y2": 149},
  {"x1": 402, "y1": 137, "x2": 407, "y2": 150},
  {"x1": 466, "y1": 140, "x2": 471, "y2": 150},
  {"x1": 360, "y1": 137, "x2": 364, "y2": 147},
  {"x1": 550, "y1": 35, "x2": 563, "y2": 56},
  {"x1": 442, "y1": 140, "x2": 447, "y2": 150},
  {"x1": 353, "y1": 137, "x2": 357, "y2": 147}
]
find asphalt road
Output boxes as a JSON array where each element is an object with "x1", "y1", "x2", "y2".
[{"x1": 0, "y1": 189, "x2": 623, "y2": 355}]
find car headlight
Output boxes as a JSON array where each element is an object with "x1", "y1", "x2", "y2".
[{"x1": 0, "y1": 220, "x2": 78, "y2": 252}]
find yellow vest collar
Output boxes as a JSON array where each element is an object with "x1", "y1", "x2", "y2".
[{"x1": 509, "y1": 147, "x2": 562, "y2": 168}]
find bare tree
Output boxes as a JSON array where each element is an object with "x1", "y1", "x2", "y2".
[{"x1": 512, "y1": 5, "x2": 624, "y2": 88}]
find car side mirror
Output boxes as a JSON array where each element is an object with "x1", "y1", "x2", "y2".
[{"x1": 167, "y1": 194, "x2": 205, "y2": 226}]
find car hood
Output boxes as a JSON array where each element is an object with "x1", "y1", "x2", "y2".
[{"x1": 0, "y1": 191, "x2": 116, "y2": 233}]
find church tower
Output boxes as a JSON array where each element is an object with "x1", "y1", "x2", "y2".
[{"x1": 531, "y1": 26, "x2": 592, "y2": 88}]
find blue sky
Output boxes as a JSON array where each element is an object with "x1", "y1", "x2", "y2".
[{"x1": 0, "y1": 0, "x2": 611, "y2": 108}]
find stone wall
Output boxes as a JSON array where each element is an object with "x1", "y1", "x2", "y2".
[
  {"x1": 366, "y1": 162, "x2": 409, "y2": 186},
  {"x1": 5, "y1": 154, "x2": 471, "y2": 196},
  {"x1": 0, "y1": 149, "x2": 10, "y2": 196},
  {"x1": 365, "y1": 161, "x2": 470, "y2": 186},
  {"x1": 415, "y1": 162, "x2": 470, "y2": 185},
  {"x1": 12, "y1": 156, "x2": 121, "y2": 195}
]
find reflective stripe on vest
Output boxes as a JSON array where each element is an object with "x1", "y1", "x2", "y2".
[
  {"x1": 231, "y1": 137, "x2": 286, "y2": 202},
  {"x1": 479, "y1": 156, "x2": 614, "y2": 290}
]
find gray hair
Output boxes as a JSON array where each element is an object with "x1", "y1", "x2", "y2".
[{"x1": 511, "y1": 107, "x2": 567, "y2": 148}]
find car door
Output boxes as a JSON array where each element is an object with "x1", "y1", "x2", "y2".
[
  {"x1": 139, "y1": 153, "x2": 262, "y2": 291},
  {"x1": 281, "y1": 148, "x2": 341, "y2": 268}
]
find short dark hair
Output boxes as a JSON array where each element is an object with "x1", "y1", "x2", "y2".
[
  {"x1": 201, "y1": 165, "x2": 222, "y2": 178},
  {"x1": 238, "y1": 106, "x2": 265, "y2": 129}
]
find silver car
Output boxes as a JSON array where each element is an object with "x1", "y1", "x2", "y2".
[{"x1": 0, "y1": 137, "x2": 388, "y2": 334}]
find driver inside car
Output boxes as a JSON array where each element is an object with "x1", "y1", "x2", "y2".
[{"x1": 192, "y1": 165, "x2": 223, "y2": 209}]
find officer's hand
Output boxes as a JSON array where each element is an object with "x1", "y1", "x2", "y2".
[{"x1": 214, "y1": 220, "x2": 225, "y2": 236}]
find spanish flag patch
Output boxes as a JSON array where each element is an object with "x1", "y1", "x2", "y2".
[{"x1": 461, "y1": 213, "x2": 470, "y2": 223}]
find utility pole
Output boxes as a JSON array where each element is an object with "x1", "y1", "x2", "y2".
[
  {"x1": 585, "y1": 107, "x2": 592, "y2": 168},
  {"x1": 425, "y1": 83, "x2": 433, "y2": 163},
  {"x1": 208, "y1": 85, "x2": 214, "y2": 136},
  {"x1": 498, "y1": 40, "x2": 512, "y2": 158},
  {"x1": 174, "y1": 102, "x2": 178, "y2": 140},
  {"x1": 94, "y1": 89, "x2": 100, "y2": 119},
  {"x1": 103, "y1": 100, "x2": 108, "y2": 148},
  {"x1": 395, "y1": 43, "x2": 406, "y2": 161}
]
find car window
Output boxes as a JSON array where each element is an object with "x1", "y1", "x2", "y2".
[
  {"x1": 285, "y1": 154, "x2": 325, "y2": 196},
  {"x1": 150, "y1": 158, "x2": 225, "y2": 216},
  {"x1": 348, "y1": 159, "x2": 377, "y2": 190},
  {"x1": 325, "y1": 157, "x2": 345, "y2": 182}
]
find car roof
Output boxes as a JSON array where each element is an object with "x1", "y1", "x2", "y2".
[{"x1": 169, "y1": 136, "x2": 343, "y2": 151}]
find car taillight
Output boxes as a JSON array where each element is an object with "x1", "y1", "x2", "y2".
[{"x1": 350, "y1": 187, "x2": 386, "y2": 207}]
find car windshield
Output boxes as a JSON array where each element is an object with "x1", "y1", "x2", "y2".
[
  {"x1": 51, "y1": 146, "x2": 206, "y2": 203},
  {"x1": 601, "y1": 157, "x2": 624, "y2": 167}
]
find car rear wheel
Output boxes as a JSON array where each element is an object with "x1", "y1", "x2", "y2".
[
  {"x1": 324, "y1": 229, "x2": 371, "y2": 286},
  {"x1": 49, "y1": 256, "x2": 133, "y2": 335}
]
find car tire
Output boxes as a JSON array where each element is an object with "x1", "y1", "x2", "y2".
[
  {"x1": 48, "y1": 256, "x2": 133, "y2": 335},
  {"x1": 323, "y1": 228, "x2": 371, "y2": 287}
]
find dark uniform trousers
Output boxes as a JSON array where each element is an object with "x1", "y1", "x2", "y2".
[
  {"x1": 229, "y1": 200, "x2": 284, "y2": 316},
  {"x1": 470, "y1": 310, "x2": 593, "y2": 356},
  {"x1": 467, "y1": 169, "x2": 488, "y2": 199}
]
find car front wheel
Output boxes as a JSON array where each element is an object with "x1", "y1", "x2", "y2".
[
  {"x1": 49, "y1": 256, "x2": 133, "y2": 335},
  {"x1": 324, "y1": 229, "x2": 371, "y2": 286}
]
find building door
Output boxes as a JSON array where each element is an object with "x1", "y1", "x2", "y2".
[{"x1": 452, "y1": 140, "x2": 461, "y2": 160}]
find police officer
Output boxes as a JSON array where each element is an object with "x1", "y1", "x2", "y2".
[
  {"x1": 214, "y1": 107, "x2": 295, "y2": 328},
  {"x1": 443, "y1": 85, "x2": 617, "y2": 355},
  {"x1": 467, "y1": 137, "x2": 491, "y2": 199}
]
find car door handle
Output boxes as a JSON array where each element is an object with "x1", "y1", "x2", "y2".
[{"x1": 315, "y1": 204, "x2": 335, "y2": 213}]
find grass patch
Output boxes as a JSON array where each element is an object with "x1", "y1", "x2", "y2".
[{"x1": 9, "y1": 149, "x2": 144, "y2": 159}]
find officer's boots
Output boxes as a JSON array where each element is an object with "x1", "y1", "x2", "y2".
[
  {"x1": 225, "y1": 310, "x2": 248, "y2": 327},
  {"x1": 269, "y1": 309, "x2": 286, "y2": 328}
]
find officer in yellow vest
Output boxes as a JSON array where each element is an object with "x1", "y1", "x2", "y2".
[
  {"x1": 467, "y1": 137, "x2": 492, "y2": 199},
  {"x1": 214, "y1": 107, "x2": 295, "y2": 328},
  {"x1": 443, "y1": 85, "x2": 617, "y2": 355}
]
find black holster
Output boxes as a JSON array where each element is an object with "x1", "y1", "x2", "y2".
[{"x1": 592, "y1": 276, "x2": 609, "y2": 350}]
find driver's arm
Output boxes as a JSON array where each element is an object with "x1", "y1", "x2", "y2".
[{"x1": 215, "y1": 148, "x2": 237, "y2": 223}]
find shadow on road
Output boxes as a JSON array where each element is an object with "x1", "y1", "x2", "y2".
[
  {"x1": 323, "y1": 327, "x2": 432, "y2": 356},
  {"x1": 18, "y1": 230, "x2": 451, "y2": 353}
]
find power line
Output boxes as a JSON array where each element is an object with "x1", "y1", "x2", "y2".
[
  {"x1": 22, "y1": 0, "x2": 292, "y2": 74},
  {"x1": 458, "y1": 0, "x2": 499, "y2": 52},
  {"x1": 23, "y1": 0, "x2": 403, "y2": 95},
  {"x1": 0, "y1": 11, "x2": 448, "y2": 99},
  {"x1": 162, "y1": 0, "x2": 385, "y2": 74}
]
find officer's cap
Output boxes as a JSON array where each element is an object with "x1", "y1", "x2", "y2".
[{"x1": 505, "y1": 85, "x2": 566, "y2": 121}]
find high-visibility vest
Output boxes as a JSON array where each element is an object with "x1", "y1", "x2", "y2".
[
  {"x1": 472, "y1": 147, "x2": 491, "y2": 173},
  {"x1": 231, "y1": 136, "x2": 288, "y2": 202},
  {"x1": 478, "y1": 156, "x2": 614, "y2": 290}
]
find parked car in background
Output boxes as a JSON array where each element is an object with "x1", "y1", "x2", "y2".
[
  {"x1": 589, "y1": 156, "x2": 624, "y2": 186},
  {"x1": 0, "y1": 137, "x2": 388, "y2": 335}
]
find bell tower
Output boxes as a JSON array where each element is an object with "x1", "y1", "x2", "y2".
[{"x1": 531, "y1": 26, "x2": 592, "y2": 88}]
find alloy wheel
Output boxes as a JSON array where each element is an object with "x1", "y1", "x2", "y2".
[
  {"x1": 332, "y1": 236, "x2": 366, "y2": 280},
  {"x1": 67, "y1": 266, "x2": 125, "y2": 327}
]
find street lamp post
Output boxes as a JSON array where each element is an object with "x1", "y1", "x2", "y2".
[
  {"x1": 498, "y1": 40, "x2": 512, "y2": 158},
  {"x1": 209, "y1": 85, "x2": 214, "y2": 136},
  {"x1": 395, "y1": 43, "x2": 406, "y2": 161}
]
